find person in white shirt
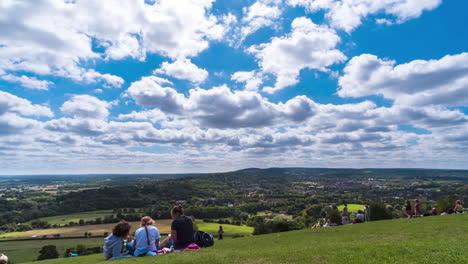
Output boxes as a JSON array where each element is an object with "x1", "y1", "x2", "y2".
[{"x1": 133, "y1": 216, "x2": 160, "y2": 257}]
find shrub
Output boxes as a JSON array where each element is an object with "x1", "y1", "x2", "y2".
[
  {"x1": 369, "y1": 202, "x2": 392, "y2": 221},
  {"x1": 37, "y1": 245, "x2": 59, "y2": 260}
]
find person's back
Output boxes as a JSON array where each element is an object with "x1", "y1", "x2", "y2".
[
  {"x1": 103, "y1": 221, "x2": 131, "y2": 260},
  {"x1": 103, "y1": 234, "x2": 124, "y2": 260},
  {"x1": 134, "y1": 226, "x2": 160, "y2": 255},
  {"x1": 356, "y1": 210, "x2": 365, "y2": 223},
  {"x1": 172, "y1": 215, "x2": 194, "y2": 249}
]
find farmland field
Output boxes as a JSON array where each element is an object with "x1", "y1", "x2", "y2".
[{"x1": 27, "y1": 210, "x2": 114, "y2": 225}]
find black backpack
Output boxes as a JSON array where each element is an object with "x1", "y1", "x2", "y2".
[{"x1": 193, "y1": 230, "x2": 215, "y2": 247}]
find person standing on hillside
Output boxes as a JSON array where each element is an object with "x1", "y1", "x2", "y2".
[
  {"x1": 404, "y1": 200, "x2": 412, "y2": 218},
  {"x1": 364, "y1": 205, "x2": 371, "y2": 222},
  {"x1": 454, "y1": 200, "x2": 464, "y2": 213},
  {"x1": 218, "y1": 226, "x2": 224, "y2": 240},
  {"x1": 133, "y1": 216, "x2": 160, "y2": 257},
  {"x1": 342, "y1": 203, "x2": 349, "y2": 217},
  {"x1": 414, "y1": 199, "x2": 421, "y2": 217}
]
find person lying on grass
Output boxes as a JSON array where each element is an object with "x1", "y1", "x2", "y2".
[
  {"x1": 160, "y1": 205, "x2": 194, "y2": 250},
  {"x1": 103, "y1": 221, "x2": 133, "y2": 260},
  {"x1": 133, "y1": 216, "x2": 161, "y2": 257}
]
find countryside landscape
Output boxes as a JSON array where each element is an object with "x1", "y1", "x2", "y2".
[
  {"x1": 1, "y1": 168, "x2": 467, "y2": 263},
  {"x1": 1, "y1": 0, "x2": 468, "y2": 263}
]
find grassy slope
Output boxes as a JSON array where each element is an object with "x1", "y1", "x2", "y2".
[
  {"x1": 22, "y1": 214, "x2": 468, "y2": 264},
  {"x1": 1, "y1": 222, "x2": 252, "y2": 263}
]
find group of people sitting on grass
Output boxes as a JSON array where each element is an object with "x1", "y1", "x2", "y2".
[
  {"x1": 103, "y1": 205, "x2": 196, "y2": 260},
  {"x1": 404, "y1": 199, "x2": 464, "y2": 218}
]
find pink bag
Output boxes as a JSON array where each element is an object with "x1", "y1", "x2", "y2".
[{"x1": 184, "y1": 243, "x2": 201, "y2": 251}]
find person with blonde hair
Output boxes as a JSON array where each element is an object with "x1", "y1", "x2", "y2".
[
  {"x1": 133, "y1": 216, "x2": 160, "y2": 257},
  {"x1": 454, "y1": 200, "x2": 463, "y2": 213}
]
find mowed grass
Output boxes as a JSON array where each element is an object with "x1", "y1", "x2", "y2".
[
  {"x1": 196, "y1": 222, "x2": 253, "y2": 237},
  {"x1": 27, "y1": 210, "x2": 114, "y2": 225},
  {"x1": 22, "y1": 214, "x2": 468, "y2": 264},
  {"x1": 338, "y1": 204, "x2": 365, "y2": 212}
]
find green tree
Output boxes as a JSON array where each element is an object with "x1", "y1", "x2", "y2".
[
  {"x1": 37, "y1": 245, "x2": 59, "y2": 260},
  {"x1": 76, "y1": 244, "x2": 87, "y2": 255}
]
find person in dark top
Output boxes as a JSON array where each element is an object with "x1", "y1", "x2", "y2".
[
  {"x1": 160, "y1": 205, "x2": 194, "y2": 250},
  {"x1": 218, "y1": 226, "x2": 224, "y2": 240},
  {"x1": 404, "y1": 200, "x2": 412, "y2": 218}
]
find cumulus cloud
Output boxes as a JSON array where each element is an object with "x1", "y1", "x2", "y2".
[
  {"x1": 0, "y1": 74, "x2": 53, "y2": 90},
  {"x1": 248, "y1": 17, "x2": 346, "y2": 93},
  {"x1": 0, "y1": 0, "x2": 228, "y2": 88},
  {"x1": 154, "y1": 59, "x2": 208, "y2": 83},
  {"x1": 125, "y1": 76, "x2": 186, "y2": 114},
  {"x1": 231, "y1": 71, "x2": 264, "y2": 91},
  {"x1": 288, "y1": 0, "x2": 442, "y2": 32},
  {"x1": 60, "y1": 94, "x2": 112, "y2": 120},
  {"x1": 126, "y1": 78, "x2": 319, "y2": 128},
  {"x1": 0, "y1": 91, "x2": 52, "y2": 136},
  {"x1": 338, "y1": 53, "x2": 468, "y2": 107},
  {"x1": 0, "y1": 91, "x2": 53, "y2": 117},
  {"x1": 238, "y1": 0, "x2": 283, "y2": 43}
]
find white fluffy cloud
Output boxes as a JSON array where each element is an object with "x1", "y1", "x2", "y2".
[
  {"x1": 126, "y1": 77, "x2": 318, "y2": 128},
  {"x1": 0, "y1": 74, "x2": 53, "y2": 90},
  {"x1": 248, "y1": 17, "x2": 347, "y2": 93},
  {"x1": 239, "y1": 0, "x2": 283, "y2": 43},
  {"x1": 338, "y1": 53, "x2": 468, "y2": 107},
  {"x1": 288, "y1": 0, "x2": 442, "y2": 32},
  {"x1": 0, "y1": 91, "x2": 52, "y2": 136},
  {"x1": 154, "y1": 59, "x2": 208, "y2": 83},
  {"x1": 0, "y1": 0, "x2": 227, "y2": 88},
  {"x1": 60, "y1": 95, "x2": 112, "y2": 120},
  {"x1": 231, "y1": 70, "x2": 264, "y2": 91}
]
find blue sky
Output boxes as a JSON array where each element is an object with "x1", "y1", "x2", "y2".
[{"x1": 0, "y1": 0, "x2": 467, "y2": 174}]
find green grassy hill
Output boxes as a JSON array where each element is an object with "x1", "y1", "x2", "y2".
[{"x1": 19, "y1": 214, "x2": 468, "y2": 264}]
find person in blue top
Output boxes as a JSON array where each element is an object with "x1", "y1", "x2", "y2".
[
  {"x1": 103, "y1": 221, "x2": 132, "y2": 260},
  {"x1": 160, "y1": 205, "x2": 194, "y2": 250},
  {"x1": 133, "y1": 216, "x2": 161, "y2": 257}
]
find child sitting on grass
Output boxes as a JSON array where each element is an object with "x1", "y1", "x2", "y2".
[
  {"x1": 103, "y1": 222, "x2": 133, "y2": 260},
  {"x1": 133, "y1": 216, "x2": 161, "y2": 257}
]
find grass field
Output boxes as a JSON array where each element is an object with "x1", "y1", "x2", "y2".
[
  {"x1": 19, "y1": 214, "x2": 468, "y2": 264},
  {"x1": 0, "y1": 237, "x2": 104, "y2": 263},
  {"x1": 337, "y1": 204, "x2": 365, "y2": 212},
  {"x1": 0, "y1": 221, "x2": 252, "y2": 263},
  {"x1": 27, "y1": 210, "x2": 114, "y2": 225}
]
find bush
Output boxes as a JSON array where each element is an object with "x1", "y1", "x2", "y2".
[
  {"x1": 37, "y1": 245, "x2": 59, "y2": 260},
  {"x1": 369, "y1": 202, "x2": 392, "y2": 221}
]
